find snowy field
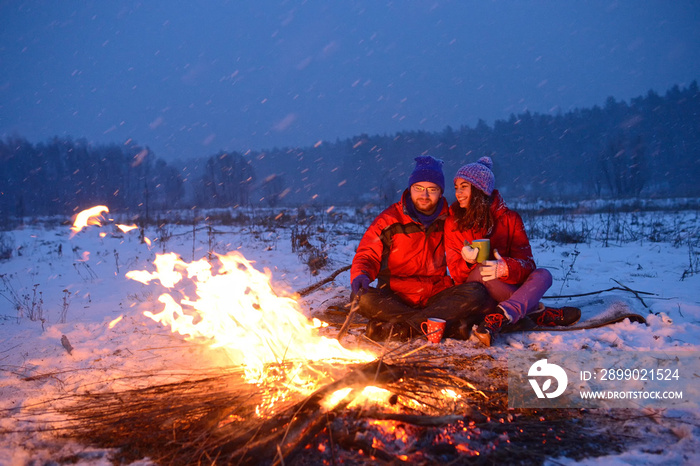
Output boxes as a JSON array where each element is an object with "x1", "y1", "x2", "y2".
[{"x1": 1, "y1": 205, "x2": 700, "y2": 464}]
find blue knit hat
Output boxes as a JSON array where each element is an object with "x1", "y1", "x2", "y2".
[
  {"x1": 454, "y1": 156, "x2": 495, "y2": 195},
  {"x1": 408, "y1": 155, "x2": 445, "y2": 192}
]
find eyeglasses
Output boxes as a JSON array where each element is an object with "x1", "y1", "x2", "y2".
[{"x1": 411, "y1": 185, "x2": 441, "y2": 195}]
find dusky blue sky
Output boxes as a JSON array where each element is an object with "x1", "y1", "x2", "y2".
[{"x1": 1, "y1": 1, "x2": 699, "y2": 162}]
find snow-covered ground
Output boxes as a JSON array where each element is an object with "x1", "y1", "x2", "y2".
[{"x1": 1, "y1": 206, "x2": 699, "y2": 464}]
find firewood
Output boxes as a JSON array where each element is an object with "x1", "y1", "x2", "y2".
[
  {"x1": 295, "y1": 265, "x2": 351, "y2": 297},
  {"x1": 213, "y1": 361, "x2": 397, "y2": 463},
  {"x1": 26, "y1": 353, "x2": 633, "y2": 464},
  {"x1": 396, "y1": 343, "x2": 429, "y2": 358},
  {"x1": 336, "y1": 297, "x2": 359, "y2": 340},
  {"x1": 51, "y1": 359, "x2": 492, "y2": 464},
  {"x1": 544, "y1": 282, "x2": 656, "y2": 305},
  {"x1": 272, "y1": 401, "x2": 354, "y2": 465}
]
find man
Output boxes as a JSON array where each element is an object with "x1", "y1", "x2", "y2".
[{"x1": 350, "y1": 155, "x2": 495, "y2": 341}]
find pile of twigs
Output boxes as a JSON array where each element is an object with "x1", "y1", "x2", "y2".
[
  {"x1": 15, "y1": 354, "x2": 630, "y2": 465},
  {"x1": 48, "y1": 357, "x2": 488, "y2": 464}
]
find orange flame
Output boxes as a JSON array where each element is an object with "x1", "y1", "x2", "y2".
[
  {"x1": 71, "y1": 205, "x2": 109, "y2": 236},
  {"x1": 127, "y1": 251, "x2": 375, "y2": 387},
  {"x1": 117, "y1": 224, "x2": 138, "y2": 233}
]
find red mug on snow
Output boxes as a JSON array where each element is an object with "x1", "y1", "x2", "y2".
[{"x1": 421, "y1": 317, "x2": 446, "y2": 344}]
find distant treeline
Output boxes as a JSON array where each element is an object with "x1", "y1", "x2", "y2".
[
  {"x1": 2, "y1": 82, "x2": 698, "y2": 220},
  {"x1": 0, "y1": 139, "x2": 255, "y2": 220}
]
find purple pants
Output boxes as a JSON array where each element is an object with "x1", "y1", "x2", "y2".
[{"x1": 466, "y1": 266, "x2": 553, "y2": 323}]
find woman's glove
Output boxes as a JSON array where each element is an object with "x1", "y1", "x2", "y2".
[
  {"x1": 351, "y1": 274, "x2": 371, "y2": 298},
  {"x1": 461, "y1": 244, "x2": 479, "y2": 263},
  {"x1": 481, "y1": 250, "x2": 508, "y2": 281}
]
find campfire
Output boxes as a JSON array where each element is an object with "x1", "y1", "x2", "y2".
[
  {"x1": 36, "y1": 207, "x2": 629, "y2": 464},
  {"x1": 125, "y1": 250, "x2": 375, "y2": 393}
]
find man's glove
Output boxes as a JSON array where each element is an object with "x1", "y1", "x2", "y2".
[
  {"x1": 480, "y1": 250, "x2": 508, "y2": 281},
  {"x1": 461, "y1": 244, "x2": 479, "y2": 263},
  {"x1": 351, "y1": 274, "x2": 371, "y2": 298}
]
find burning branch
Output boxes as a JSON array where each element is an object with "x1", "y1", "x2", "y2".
[
  {"x1": 11, "y1": 352, "x2": 635, "y2": 464},
  {"x1": 46, "y1": 358, "x2": 491, "y2": 464}
]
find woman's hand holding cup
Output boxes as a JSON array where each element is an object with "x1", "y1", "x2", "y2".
[
  {"x1": 461, "y1": 243, "x2": 479, "y2": 263},
  {"x1": 470, "y1": 239, "x2": 491, "y2": 263}
]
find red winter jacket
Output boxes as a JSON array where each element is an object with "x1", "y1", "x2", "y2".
[
  {"x1": 351, "y1": 190, "x2": 454, "y2": 307},
  {"x1": 445, "y1": 190, "x2": 536, "y2": 286}
]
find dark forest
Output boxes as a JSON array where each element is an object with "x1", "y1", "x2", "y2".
[{"x1": 2, "y1": 82, "x2": 698, "y2": 222}]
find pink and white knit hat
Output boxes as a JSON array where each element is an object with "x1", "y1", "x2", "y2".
[{"x1": 453, "y1": 156, "x2": 495, "y2": 195}]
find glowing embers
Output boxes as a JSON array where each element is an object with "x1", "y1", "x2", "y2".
[{"x1": 321, "y1": 386, "x2": 395, "y2": 412}]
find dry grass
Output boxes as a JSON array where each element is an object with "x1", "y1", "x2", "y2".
[{"x1": 4, "y1": 353, "x2": 639, "y2": 465}]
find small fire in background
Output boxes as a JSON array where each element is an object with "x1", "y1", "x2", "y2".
[
  {"x1": 71, "y1": 206, "x2": 145, "y2": 240},
  {"x1": 70, "y1": 205, "x2": 109, "y2": 237},
  {"x1": 117, "y1": 224, "x2": 138, "y2": 233}
]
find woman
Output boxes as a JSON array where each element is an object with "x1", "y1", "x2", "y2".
[{"x1": 445, "y1": 156, "x2": 580, "y2": 347}]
